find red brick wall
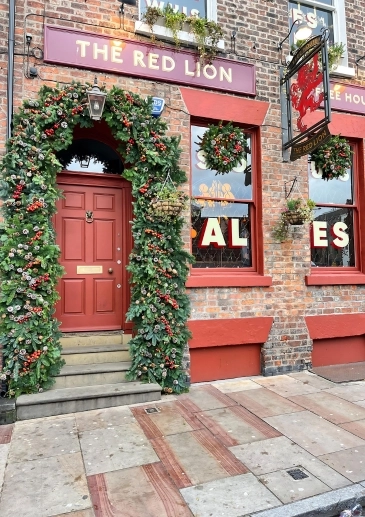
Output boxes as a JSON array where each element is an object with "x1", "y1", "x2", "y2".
[{"x1": 1, "y1": 0, "x2": 365, "y2": 377}]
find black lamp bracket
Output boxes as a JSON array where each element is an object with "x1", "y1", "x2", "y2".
[{"x1": 284, "y1": 177, "x2": 298, "y2": 199}]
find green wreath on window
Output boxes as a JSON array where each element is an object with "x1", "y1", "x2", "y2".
[
  {"x1": 310, "y1": 135, "x2": 353, "y2": 181},
  {"x1": 196, "y1": 121, "x2": 247, "y2": 175}
]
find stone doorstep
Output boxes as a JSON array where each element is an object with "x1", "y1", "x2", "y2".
[
  {"x1": 250, "y1": 483, "x2": 365, "y2": 517},
  {"x1": 56, "y1": 362, "x2": 132, "y2": 376},
  {"x1": 60, "y1": 331, "x2": 132, "y2": 348},
  {"x1": 0, "y1": 398, "x2": 16, "y2": 425},
  {"x1": 15, "y1": 381, "x2": 162, "y2": 420}
]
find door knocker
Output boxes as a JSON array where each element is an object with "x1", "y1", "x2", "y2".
[{"x1": 85, "y1": 211, "x2": 93, "y2": 223}]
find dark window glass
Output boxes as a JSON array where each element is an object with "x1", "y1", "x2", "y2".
[
  {"x1": 140, "y1": 0, "x2": 206, "y2": 18},
  {"x1": 289, "y1": 1, "x2": 334, "y2": 46},
  {"x1": 311, "y1": 207, "x2": 355, "y2": 267},
  {"x1": 192, "y1": 201, "x2": 252, "y2": 268},
  {"x1": 191, "y1": 125, "x2": 252, "y2": 201},
  {"x1": 309, "y1": 144, "x2": 356, "y2": 269},
  {"x1": 308, "y1": 161, "x2": 353, "y2": 205},
  {"x1": 191, "y1": 124, "x2": 253, "y2": 269},
  {"x1": 57, "y1": 139, "x2": 123, "y2": 175}
]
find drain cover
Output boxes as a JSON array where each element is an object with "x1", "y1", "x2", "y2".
[
  {"x1": 287, "y1": 468, "x2": 309, "y2": 480},
  {"x1": 144, "y1": 407, "x2": 160, "y2": 414}
]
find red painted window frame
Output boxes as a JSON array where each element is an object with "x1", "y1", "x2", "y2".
[
  {"x1": 187, "y1": 120, "x2": 271, "y2": 288},
  {"x1": 306, "y1": 138, "x2": 365, "y2": 285}
]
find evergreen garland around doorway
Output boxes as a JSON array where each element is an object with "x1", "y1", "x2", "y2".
[{"x1": 0, "y1": 82, "x2": 193, "y2": 396}]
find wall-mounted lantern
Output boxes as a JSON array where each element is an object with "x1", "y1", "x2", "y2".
[{"x1": 86, "y1": 78, "x2": 107, "y2": 120}]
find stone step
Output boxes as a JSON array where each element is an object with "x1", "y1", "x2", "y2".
[
  {"x1": 16, "y1": 382, "x2": 161, "y2": 420},
  {"x1": 52, "y1": 362, "x2": 132, "y2": 389},
  {"x1": 60, "y1": 332, "x2": 132, "y2": 348},
  {"x1": 61, "y1": 344, "x2": 131, "y2": 365}
]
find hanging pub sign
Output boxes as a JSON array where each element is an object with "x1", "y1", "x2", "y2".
[{"x1": 280, "y1": 30, "x2": 332, "y2": 161}]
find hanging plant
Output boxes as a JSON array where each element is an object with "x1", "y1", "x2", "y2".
[
  {"x1": 187, "y1": 16, "x2": 224, "y2": 63},
  {"x1": 0, "y1": 82, "x2": 193, "y2": 397},
  {"x1": 163, "y1": 5, "x2": 187, "y2": 47},
  {"x1": 196, "y1": 121, "x2": 247, "y2": 175},
  {"x1": 289, "y1": 41, "x2": 345, "y2": 72},
  {"x1": 141, "y1": 6, "x2": 161, "y2": 38},
  {"x1": 149, "y1": 175, "x2": 188, "y2": 219},
  {"x1": 273, "y1": 198, "x2": 316, "y2": 242},
  {"x1": 310, "y1": 135, "x2": 352, "y2": 180},
  {"x1": 141, "y1": 7, "x2": 223, "y2": 63}
]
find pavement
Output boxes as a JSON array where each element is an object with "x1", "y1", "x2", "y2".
[{"x1": 0, "y1": 371, "x2": 365, "y2": 517}]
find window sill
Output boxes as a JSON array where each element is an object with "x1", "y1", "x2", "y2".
[
  {"x1": 134, "y1": 21, "x2": 225, "y2": 51},
  {"x1": 186, "y1": 272, "x2": 272, "y2": 288},
  {"x1": 305, "y1": 272, "x2": 365, "y2": 285},
  {"x1": 329, "y1": 65, "x2": 356, "y2": 78}
]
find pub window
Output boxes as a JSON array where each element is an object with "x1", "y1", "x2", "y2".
[
  {"x1": 309, "y1": 143, "x2": 356, "y2": 268},
  {"x1": 56, "y1": 139, "x2": 124, "y2": 175},
  {"x1": 288, "y1": 0, "x2": 350, "y2": 73},
  {"x1": 135, "y1": 0, "x2": 218, "y2": 45},
  {"x1": 191, "y1": 124, "x2": 254, "y2": 269}
]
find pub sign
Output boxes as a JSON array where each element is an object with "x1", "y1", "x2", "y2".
[{"x1": 280, "y1": 30, "x2": 332, "y2": 161}]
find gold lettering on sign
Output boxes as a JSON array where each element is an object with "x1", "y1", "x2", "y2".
[
  {"x1": 77, "y1": 266, "x2": 103, "y2": 274},
  {"x1": 220, "y1": 67, "x2": 232, "y2": 83},
  {"x1": 134, "y1": 50, "x2": 146, "y2": 68},
  {"x1": 203, "y1": 64, "x2": 217, "y2": 79},
  {"x1": 162, "y1": 55, "x2": 175, "y2": 72},
  {"x1": 148, "y1": 53, "x2": 160, "y2": 70},
  {"x1": 111, "y1": 46, "x2": 123, "y2": 64},
  {"x1": 76, "y1": 40, "x2": 90, "y2": 57},
  {"x1": 184, "y1": 60, "x2": 195, "y2": 77},
  {"x1": 93, "y1": 43, "x2": 108, "y2": 61}
]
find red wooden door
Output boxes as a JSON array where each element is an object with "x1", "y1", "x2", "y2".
[{"x1": 55, "y1": 172, "x2": 131, "y2": 332}]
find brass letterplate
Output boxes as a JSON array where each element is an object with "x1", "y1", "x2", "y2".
[{"x1": 77, "y1": 266, "x2": 103, "y2": 274}]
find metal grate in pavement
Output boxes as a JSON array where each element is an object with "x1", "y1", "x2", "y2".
[{"x1": 286, "y1": 468, "x2": 309, "y2": 480}]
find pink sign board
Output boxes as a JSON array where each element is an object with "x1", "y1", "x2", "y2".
[
  {"x1": 44, "y1": 26, "x2": 256, "y2": 96},
  {"x1": 327, "y1": 82, "x2": 365, "y2": 116}
]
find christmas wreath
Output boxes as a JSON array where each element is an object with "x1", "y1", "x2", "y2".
[
  {"x1": 196, "y1": 121, "x2": 247, "y2": 175},
  {"x1": 310, "y1": 135, "x2": 353, "y2": 180},
  {"x1": 0, "y1": 82, "x2": 193, "y2": 397}
]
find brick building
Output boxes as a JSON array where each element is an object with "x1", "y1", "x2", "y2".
[{"x1": 1, "y1": 0, "x2": 365, "y2": 405}]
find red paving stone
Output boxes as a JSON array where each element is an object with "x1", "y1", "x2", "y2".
[{"x1": 0, "y1": 424, "x2": 13, "y2": 444}]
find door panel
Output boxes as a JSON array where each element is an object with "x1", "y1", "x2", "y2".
[
  {"x1": 63, "y1": 219, "x2": 85, "y2": 260},
  {"x1": 55, "y1": 175, "x2": 129, "y2": 331},
  {"x1": 63, "y1": 279, "x2": 85, "y2": 314},
  {"x1": 94, "y1": 220, "x2": 115, "y2": 261}
]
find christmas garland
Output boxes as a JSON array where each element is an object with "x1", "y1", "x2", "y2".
[
  {"x1": 0, "y1": 82, "x2": 192, "y2": 397},
  {"x1": 311, "y1": 135, "x2": 353, "y2": 180},
  {"x1": 196, "y1": 121, "x2": 247, "y2": 175}
]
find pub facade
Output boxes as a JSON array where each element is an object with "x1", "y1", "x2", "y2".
[{"x1": 2, "y1": 0, "x2": 365, "y2": 407}]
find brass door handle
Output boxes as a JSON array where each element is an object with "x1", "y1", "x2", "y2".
[{"x1": 108, "y1": 268, "x2": 113, "y2": 274}]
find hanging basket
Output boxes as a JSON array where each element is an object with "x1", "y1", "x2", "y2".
[
  {"x1": 149, "y1": 169, "x2": 187, "y2": 218},
  {"x1": 150, "y1": 197, "x2": 185, "y2": 217},
  {"x1": 283, "y1": 210, "x2": 306, "y2": 225}
]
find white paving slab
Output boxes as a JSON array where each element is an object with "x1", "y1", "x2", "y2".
[
  {"x1": 0, "y1": 444, "x2": 10, "y2": 492},
  {"x1": 230, "y1": 436, "x2": 350, "y2": 489},
  {"x1": 264, "y1": 411, "x2": 365, "y2": 456},
  {"x1": 0, "y1": 453, "x2": 91, "y2": 517},
  {"x1": 180, "y1": 473, "x2": 281, "y2": 517},
  {"x1": 79, "y1": 421, "x2": 159, "y2": 475},
  {"x1": 9, "y1": 415, "x2": 79, "y2": 463}
]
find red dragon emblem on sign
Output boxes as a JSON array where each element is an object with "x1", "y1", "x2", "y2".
[{"x1": 290, "y1": 53, "x2": 324, "y2": 133}]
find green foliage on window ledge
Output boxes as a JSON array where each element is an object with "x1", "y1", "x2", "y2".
[
  {"x1": 0, "y1": 82, "x2": 193, "y2": 397},
  {"x1": 142, "y1": 6, "x2": 224, "y2": 63},
  {"x1": 290, "y1": 40, "x2": 346, "y2": 71}
]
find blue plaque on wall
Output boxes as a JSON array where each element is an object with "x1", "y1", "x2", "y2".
[{"x1": 151, "y1": 97, "x2": 165, "y2": 117}]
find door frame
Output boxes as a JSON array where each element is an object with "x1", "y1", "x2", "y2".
[{"x1": 56, "y1": 171, "x2": 133, "y2": 332}]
